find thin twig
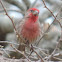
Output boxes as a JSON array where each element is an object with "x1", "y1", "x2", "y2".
[
  {"x1": 53, "y1": 53, "x2": 62, "y2": 57},
  {"x1": 36, "y1": 12, "x2": 59, "y2": 46},
  {"x1": 47, "y1": 37, "x2": 62, "y2": 60},
  {"x1": 0, "y1": 48, "x2": 16, "y2": 52},
  {"x1": 42, "y1": 0, "x2": 62, "y2": 27},
  {"x1": 0, "y1": 0, "x2": 25, "y2": 43},
  {"x1": 36, "y1": 0, "x2": 62, "y2": 46},
  {"x1": 0, "y1": 0, "x2": 16, "y2": 31},
  {"x1": 30, "y1": 45, "x2": 44, "y2": 62},
  {"x1": 0, "y1": 41, "x2": 19, "y2": 45},
  {"x1": 42, "y1": 0, "x2": 62, "y2": 59},
  {"x1": 10, "y1": 44, "x2": 31, "y2": 62},
  {"x1": 53, "y1": 57, "x2": 62, "y2": 61},
  {"x1": 2, "y1": 48, "x2": 11, "y2": 58},
  {"x1": 33, "y1": 46, "x2": 49, "y2": 56},
  {"x1": 41, "y1": 0, "x2": 62, "y2": 61},
  {"x1": 0, "y1": 45, "x2": 11, "y2": 57},
  {"x1": 34, "y1": 50, "x2": 44, "y2": 62}
]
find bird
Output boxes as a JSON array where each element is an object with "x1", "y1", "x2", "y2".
[{"x1": 16, "y1": 8, "x2": 41, "y2": 51}]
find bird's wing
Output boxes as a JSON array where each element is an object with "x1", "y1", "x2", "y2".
[{"x1": 15, "y1": 17, "x2": 26, "y2": 44}]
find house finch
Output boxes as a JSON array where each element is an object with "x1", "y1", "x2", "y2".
[{"x1": 16, "y1": 8, "x2": 41, "y2": 51}]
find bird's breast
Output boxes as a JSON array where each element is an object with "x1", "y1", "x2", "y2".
[{"x1": 21, "y1": 21, "x2": 41, "y2": 42}]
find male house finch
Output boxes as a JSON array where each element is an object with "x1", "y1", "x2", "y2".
[{"x1": 16, "y1": 8, "x2": 41, "y2": 50}]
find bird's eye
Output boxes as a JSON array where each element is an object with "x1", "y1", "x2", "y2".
[{"x1": 30, "y1": 10, "x2": 33, "y2": 12}]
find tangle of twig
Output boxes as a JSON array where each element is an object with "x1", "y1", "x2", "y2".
[
  {"x1": 36, "y1": 0, "x2": 62, "y2": 46},
  {"x1": 41, "y1": 0, "x2": 62, "y2": 61},
  {"x1": 0, "y1": 41, "x2": 19, "y2": 45},
  {"x1": 10, "y1": 44, "x2": 31, "y2": 62},
  {"x1": 0, "y1": 0, "x2": 25, "y2": 43}
]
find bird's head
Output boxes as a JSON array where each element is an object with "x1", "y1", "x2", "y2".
[{"x1": 26, "y1": 8, "x2": 39, "y2": 22}]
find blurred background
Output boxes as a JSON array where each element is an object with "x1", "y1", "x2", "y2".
[{"x1": 0, "y1": 0, "x2": 62, "y2": 54}]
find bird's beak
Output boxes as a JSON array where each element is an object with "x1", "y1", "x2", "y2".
[{"x1": 33, "y1": 11, "x2": 39, "y2": 16}]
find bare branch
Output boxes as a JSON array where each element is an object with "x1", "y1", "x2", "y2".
[
  {"x1": 39, "y1": 0, "x2": 62, "y2": 61},
  {"x1": 10, "y1": 44, "x2": 31, "y2": 62},
  {"x1": 42, "y1": 0, "x2": 62, "y2": 27},
  {"x1": 0, "y1": 56, "x2": 41, "y2": 62},
  {"x1": 0, "y1": 45, "x2": 11, "y2": 57},
  {"x1": 30, "y1": 45, "x2": 44, "y2": 62},
  {"x1": 36, "y1": 0, "x2": 62, "y2": 46},
  {"x1": 0, "y1": 41, "x2": 19, "y2": 45},
  {"x1": 0, "y1": 0, "x2": 25, "y2": 44}
]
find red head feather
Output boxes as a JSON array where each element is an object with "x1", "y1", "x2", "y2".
[
  {"x1": 28, "y1": 8, "x2": 39, "y2": 13},
  {"x1": 27, "y1": 8, "x2": 39, "y2": 22}
]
